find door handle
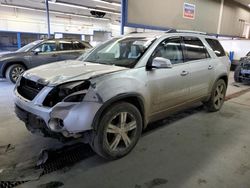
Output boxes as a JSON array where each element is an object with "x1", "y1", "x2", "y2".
[
  {"x1": 208, "y1": 65, "x2": 214, "y2": 70},
  {"x1": 181, "y1": 70, "x2": 189, "y2": 76}
]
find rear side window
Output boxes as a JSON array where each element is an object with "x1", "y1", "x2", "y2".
[
  {"x1": 205, "y1": 39, "x2": 226, "y2": 57},
  {"x1": 183, "y1": 37, "x2": 210, "y2": 61},
  {"x1": 59, "y1": 41, "x2": 73, "y2": 51}
]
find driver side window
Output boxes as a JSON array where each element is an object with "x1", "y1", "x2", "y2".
[
  {"x1": 151, "y1": 37, "x2": 184, "y2": 65},
  {"x1": 34, "y1": 42, "x2": 57, "y2": 53}
]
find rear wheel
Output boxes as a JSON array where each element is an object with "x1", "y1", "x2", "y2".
[
  {"x1": 90, "y1": 102, "x2": 142, "y2": 160},
  {"x1": 234, "y1": 65, "x2": 242, "y2": 83},
  {"x1": 204, "y1": 79, "x2": 227, "y2": 112},
  {"x1": 6, "y1": 64, "x2": 26, "y2": 84}
]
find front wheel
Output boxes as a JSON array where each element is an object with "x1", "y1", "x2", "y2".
[
  {"x1": 234, "y1": 65, "x2": 242, "y2": 83},
  {"x1": 90, "y1": 102, "x2": 142, "y2": 160},
  {"x1": 6, "y1": 64, "x2": 26, "y2": 84},
  {"x1": 204, "y1": 79, "x2": 227, "y2": 112}
]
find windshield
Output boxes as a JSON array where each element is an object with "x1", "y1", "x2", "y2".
[
  {"x1": 16, "y1": 40, "x2": 42, "y2": 52},
  {"x1": 77, "y1": 48, "x2": 94, "y2": 61},
  {"x1": 83, "y1": 37, "x2": 155, "y2": 68}
]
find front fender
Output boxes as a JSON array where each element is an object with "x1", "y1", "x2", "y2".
[{"x1": 90, "y1": 67, "x2": 150, "y2": 129}]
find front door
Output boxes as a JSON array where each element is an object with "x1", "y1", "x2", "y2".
[
  {"x1": 147, "y1": 37, "x2": 190, "y2": 115},
  {"x1": 30, "y1": 41, "x2": 59, "y2": 68}
]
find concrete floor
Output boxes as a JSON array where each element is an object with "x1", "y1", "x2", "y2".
[{"x1": 0, "y1": 72, "x2": 250, "y2": 188}]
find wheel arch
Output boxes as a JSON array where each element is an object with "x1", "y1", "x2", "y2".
[
  {"x1": 2, "y1": 61, "x2": 27, "y2": 78},
  {"x1": 217, "y1": 74, "x2": 228, "y2": 87},
  {"x1": 92, "y1": 93, "x2": 146, "y2": 131}
]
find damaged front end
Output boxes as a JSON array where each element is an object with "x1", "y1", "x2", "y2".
[
  {"x1": 239, "y1": 59, "x2": 250, "y2": 82},
  {"x1": 14, "y1": 76, "x2": 103, "y2": 140}
]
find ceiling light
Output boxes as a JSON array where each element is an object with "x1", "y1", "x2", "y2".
[
  {"x1": 248, "y1": 3, "x2": 250, "y2": 7},
  {"x1": 0, "y1": 3, "x2": 110, "y2": 21},
  {"x1": 93, "y1": 0, "x2": 121, "y2": 7},
  {"x1": 48, "y1": 1, "x2": 120, "y2": 15}
]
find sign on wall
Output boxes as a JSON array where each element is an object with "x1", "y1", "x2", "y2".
[{"x1": 183, "y1": 3, "x2": 195, "y2": 19}]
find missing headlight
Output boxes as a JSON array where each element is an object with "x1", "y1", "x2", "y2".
[
  {"x1": 63, "y1": 90, "x2": 87, "y2": 102},
  {"x1": 43, "y1": 81, "x2": 90, "y2": 107}
]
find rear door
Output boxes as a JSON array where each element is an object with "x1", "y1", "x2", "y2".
[
  {"x1": 182, "y1": 36, "x2": 214, "y2": 100},
  {"x1": 58, "y1": 40, "x2": 87, "y2": 61}
]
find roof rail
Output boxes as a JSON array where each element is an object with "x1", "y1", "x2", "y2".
[
  {"x1": 176, "y1": 30, "x2": 207, "y2": 35},
  {"x1": 129, "y1": 31, "x2": 144, "y2": 34},
  {"x1": 165, "y1": 29, "x2": 177, "y2": 33}
]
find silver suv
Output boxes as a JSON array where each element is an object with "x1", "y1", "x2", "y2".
[{"x1": 14, "y1": 32, "x2": 230, "y2": 159}]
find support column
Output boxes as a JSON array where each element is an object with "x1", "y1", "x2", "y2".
[
  {"x1": 17, "y1": 32, "x2": 21, "y2": 49},
  {"x1": 120, "y1": 0, "x2": 126, "y2": 35},
  {"x1": 45, "y1": 0, "x2": 51, "y2": 38},
  {"x1": 217, "y1": 0, "x2": 224, "y2": 34}
]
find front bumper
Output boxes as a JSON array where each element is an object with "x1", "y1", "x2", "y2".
[
  {"x1": 15, "y1": 104, "x2": 63, "y2": 139},
  {"x1": 240, "y1": 68, "x2": 250, "y2": 82},
  {"x1": 240, "y1": 75, "x2": 250, "y2": 82},
  {"x1": 14, "y1": 86, "x2": 102, "y2": 138}
]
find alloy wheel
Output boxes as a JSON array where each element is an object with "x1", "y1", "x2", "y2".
[
  {"x1": 105, "y1": 112, "x2": 137, "y2": 152},
  {"x1": 11, "y1": 66, "x2": 25, "y2": 82},
  {"x1": 213, "y1": 83, "x2": 225, "y2": 109}
]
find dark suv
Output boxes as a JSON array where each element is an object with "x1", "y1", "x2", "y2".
[
  {"x1": 234, "y1": 54, "x2": 250, "y2": 83},
  {"x1": 0, "y1": 39, "x2": 92, "y2": 83}
]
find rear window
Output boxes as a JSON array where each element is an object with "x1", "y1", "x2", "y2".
[
  {"x1": 183, "y1": 37, "x2": 210, "y2": 61},
  {"x1": 206, "y1": 39, "x2": 226, "y2": 57}
]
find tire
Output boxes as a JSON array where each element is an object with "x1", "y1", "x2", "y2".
[
  {"x1": 204, "y1": 79, "x2": 227, "y2": 112},
  {"x1": 234, "y1": 65, "x2": 242, "y2": 83},
  {"x1": 6, "y1": 64, "x2": 26, "y2": 84},
  {"x1": 90, "y1": 102, "x2": 142, "y2": 160}
]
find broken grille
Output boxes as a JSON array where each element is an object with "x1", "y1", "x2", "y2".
[{"x1": 17, "y1": 77, "x2": 44, "y2": 101}]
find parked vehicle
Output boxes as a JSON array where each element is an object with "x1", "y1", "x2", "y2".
[
  {"x1": 234, "y1": 54, "x2": 250, "y2": 83},
  {"x1": 14, "y1": 32, "x2": 230, "y2": 159},
  {"x1": 219, "y1": 39, "x2": 250, "y2": 69},
  {"x1": 0, "y1": 39, "x2": 92, "y2": 83}
]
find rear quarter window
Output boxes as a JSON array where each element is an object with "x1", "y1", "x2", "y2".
[{"x1": 205, "y1": 39, "x2": 226, "y2": 57}]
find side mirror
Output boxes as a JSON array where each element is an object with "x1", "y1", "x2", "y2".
[
  {"x1": 32, "y1": 48, "x2": 41, "y2": 55},
  {"x1": 151, "y1": 57, "x2": 173, "y2": 69}
]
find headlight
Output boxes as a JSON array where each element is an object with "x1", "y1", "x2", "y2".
[{"x1": 43, "y1": 81, "x2": 90, "y2": 107}]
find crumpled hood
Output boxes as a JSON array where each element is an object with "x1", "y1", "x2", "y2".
[{"x1": 23, "y1": 60, "x2": 128, "y2": 86}]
